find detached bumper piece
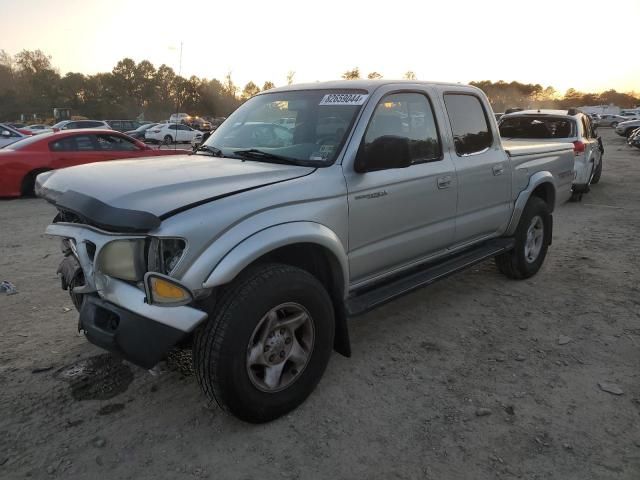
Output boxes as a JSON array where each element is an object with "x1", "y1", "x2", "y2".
[{"x1": 79, "y1": 295, "x2": 186, "y2": 369}]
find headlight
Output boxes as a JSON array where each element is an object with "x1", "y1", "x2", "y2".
[
  {"x1": 96, "y1": 239, "x2": 146, "y2": 281},
  {"x1": 147, "y1": 238, "x2": 186, "y2": 275}
]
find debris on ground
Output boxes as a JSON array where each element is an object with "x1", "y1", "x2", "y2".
[
  {"x1": 598, "y1": 382, "x2": 624, "y2": 396},
  {"x1": 0, "y1": 281, "x2": 17, "y2": 295},
  {"x1": 558, "y1": 335, "x2": 572, "y2": 345},
  {"x1": 475, "y1": 408, "x2": 492, "y2": 417}
]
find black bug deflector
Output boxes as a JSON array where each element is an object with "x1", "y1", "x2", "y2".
[{"x1": 42, "y1": 189, "x2": 161, "y2": 233}]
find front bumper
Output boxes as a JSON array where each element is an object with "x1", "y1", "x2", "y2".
[{"x1": 80, "y1": 294, "x2": 187, "y2": 368}]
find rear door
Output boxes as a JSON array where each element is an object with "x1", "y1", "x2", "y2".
[
  {"x1": 581, "y1": 115, "x2": 601, "y2": 174},
  {"x1": 344, "y1": 88, "x2": 457, "y2": 285},
  {"x1": 442, "y1": 91, "x2": 511, "y2": 245}
]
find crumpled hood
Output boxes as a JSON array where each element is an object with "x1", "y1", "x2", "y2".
[{"x1": 37, "y1": 154, "x2": 314, "y2": 222}]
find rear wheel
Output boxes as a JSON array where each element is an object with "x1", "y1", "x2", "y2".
[
  {"x1": 193, "y1": 263, "x2": 335, "y2": 423},
  {"x1": 496, "y1": 196, "x2": 551, "y2": 279}
]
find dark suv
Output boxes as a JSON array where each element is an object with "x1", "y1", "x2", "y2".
[{"x1": 105, "y1": 120, "x2": 142, "y2": 132}]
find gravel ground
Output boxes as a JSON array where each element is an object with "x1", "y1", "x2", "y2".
[{"x1": 1, "y1": 129, "x2": 639, "y2": 479}]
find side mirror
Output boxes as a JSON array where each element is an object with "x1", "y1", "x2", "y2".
[
  {"x1": 1, "y1": 131, "x2": 10, "y2": 137},
  {"x1": 355, "y1": 136, "x2": 412, "y2": 173}
]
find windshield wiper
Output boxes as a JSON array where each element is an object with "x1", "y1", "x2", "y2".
[
  {"x1": 194, "y1": 144, "x2": 223, "y2": 157},
  {"x1": 232, "y1": 149, "x2": 300, "y2": 164}
]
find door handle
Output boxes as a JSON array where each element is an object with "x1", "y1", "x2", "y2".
[
  {"x1": 437, "y1": 175, "x2": 452, "y2": 189},
  {"x1": 492, "y1": 164, "x2": 504, "y2": 176}
]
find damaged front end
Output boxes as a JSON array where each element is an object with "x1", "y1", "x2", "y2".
[{"x1": 47, "y1": 216, "x2": 207, "y2": 369}]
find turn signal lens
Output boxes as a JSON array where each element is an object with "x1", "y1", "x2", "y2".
[{"x1": 146, "y1": 274, "x2": 192, "y2": 306}]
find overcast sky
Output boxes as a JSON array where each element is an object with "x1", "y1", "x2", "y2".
[{"x1": 1, "y1": 0, "x2": 638, "y2": 93}]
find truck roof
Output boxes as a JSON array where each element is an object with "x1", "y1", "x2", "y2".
[{"x1": 265, "y1": 79, "x2": 478, "y2": 94}]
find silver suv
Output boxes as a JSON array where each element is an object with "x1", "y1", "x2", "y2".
[{"x1": 499, "y1": 109, "x2": 603, "y2": 199}]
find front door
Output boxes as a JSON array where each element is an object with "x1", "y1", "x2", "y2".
[{"x1": 344, "y1": 90, "x2": 457, "y2": 285}]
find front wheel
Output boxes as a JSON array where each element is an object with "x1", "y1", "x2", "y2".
[
  {"x1": 495, "y1": 196, "x2": 551, "y2": 279},
  {"x1": 193, "y1": 263, "x2": 335, "y2": 423},
  {"x1": 163, "y1": 135, "x2": 173, "y2": 145}
]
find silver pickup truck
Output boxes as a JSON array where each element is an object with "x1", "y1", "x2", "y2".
[{"x1": 37, "y1": 80, "x2": 574, "y2": 423}]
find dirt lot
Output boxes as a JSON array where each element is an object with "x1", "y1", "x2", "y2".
[{"x1": 1, "y1": 129, "x2": 639, "y2": 480}]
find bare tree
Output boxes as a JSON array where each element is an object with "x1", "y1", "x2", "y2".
[
  {"x1": 286, "y1": 71, "x2": 295, "y2": 85},
  {"x1": 367, "y1": 72, "x2": 383, "y2": 80},
  {"x1": 403, "y1": 71, "x2": 417, "y2": 80},
  {"x1": 342, "y1": 68, "x2": 361, "y2": 80}
]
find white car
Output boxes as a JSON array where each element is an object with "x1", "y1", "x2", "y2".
[
  {"x1": 51, "y1": 120, "x2": 111, "y2": 131},
  {"x1": 615, "y1": 119, "x2": 640, "y2": 137},
  {"x1": 145, "y1": 123, "x2": 202, "y2": 144},
  {"x1": 23, "y1": 124, "x2": 53, "y2": 135},
  {"x1": 0, "y1": 123, "x2": 26, "y2": 148},
  {"x1": 169, "y1": 113, "x2": 191, "y2": 124}
]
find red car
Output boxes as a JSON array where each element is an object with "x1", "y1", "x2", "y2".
[{"x1": 0, "y1": 129, "x2": 189, "y2": 197}]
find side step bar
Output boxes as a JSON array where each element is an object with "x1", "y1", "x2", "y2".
[{"x1": 346, "y1": 238, "x2": 515, "y2": 316}]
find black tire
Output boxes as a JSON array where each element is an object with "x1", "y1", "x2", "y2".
[
  {"x1": 611, "y1": 122, "x2": 618, "y2": 128},
  {"x1": 193, "y1": 263, "x2": 335, "y2": 423},
  {"x1": 625, "y1": 128, "x2": 636, "y2": 137},
  {"x1": 163, "y1": 135, "x2": 173, "y2": 145},
  {"x1": 495, "y1": 196, "x2": 551, "y2": 279},
  {"x1": 591, "y1": 158, "x2": 603, "y2": 184},
  {"x1": 21, "y1": 169, "x2": 49, "y2": 197},
  {"x1": 569, "y1": 191, "x2": 583, "y2": 202}
]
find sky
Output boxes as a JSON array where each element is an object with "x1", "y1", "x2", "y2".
[{"x1": 1, "y1": 0, "x2": 638, "y2": 94}]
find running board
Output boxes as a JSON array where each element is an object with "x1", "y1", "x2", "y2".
[{"x1": 346, "y1": 238, "x2": 514, "y2": 316}]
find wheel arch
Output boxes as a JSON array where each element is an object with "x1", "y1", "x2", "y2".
[
  {"x1": 505, "y1": 172, "x2": 556, "y2": 236},
  {"x1": 22, "y1": 167, "x2": 52, "y2": 196},
  {"x1": 203, "y1": 223, "x2": 351, "y2": 357}
]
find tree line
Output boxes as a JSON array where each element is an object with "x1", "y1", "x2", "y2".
[{"x1": 1, "y1": 50, "x2": 638, "y2": 123}]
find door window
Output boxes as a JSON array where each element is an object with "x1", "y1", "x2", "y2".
[
  {"x1": 49, "y1": 135, "x2": 97, "y2": 151},
  {"x1": 96, "y1": 134, "x2": 140, "y2": 151},
  {"x1": 444, "y1": 94, "x2": 493, "y2": 155},
  {"x1": 363, "y1": 92, "x2": 441, "y2": 164}
]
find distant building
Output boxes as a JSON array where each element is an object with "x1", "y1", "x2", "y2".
[{"x1": 579, "y1": 104, "x2": 620, "y2": 115}]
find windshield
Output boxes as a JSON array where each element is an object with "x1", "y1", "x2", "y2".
[
  {"x1": 201, "y1": 89, "x2": 367, "y2": 164},
  {"x1": 0, "y1": 132, "x2": 52, "y2": 149},
  {"x1": 499, "y1": 116, "x2": 576, "y2": 139}
]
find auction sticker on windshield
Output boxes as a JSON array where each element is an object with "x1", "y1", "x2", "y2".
[{"x1": 319, "y1": 93, "x2": 368, "y2": 106}]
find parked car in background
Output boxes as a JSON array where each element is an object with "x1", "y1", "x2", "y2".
[
  {"x1": 0, "y1": 123, "x2": 27, "y2": 148},
  {"x1": 0, "y1": 129, "x2": 189, "y2": 197},
  {"x1": 24, "y1": 124, "x2": 54, "y2": 135},
  {"x1": 499, "y1": 109, "x2": 603, "y2": 200},
  {"x1": 38, "y1": 80, "x2": 575, "y2": 423},
  {"x1": 276, "y1": 117, "x2": 296, "y2": 129},
  {"x1": 615, "y1": 119, "x2": 640, "y2": 137},
  {"x1": 125, "y1": 123, "x2": 159, "y2": 140},
  {"x1": 169, "y1": 113, "x2": 191, "y2": 124},
  {"x1": 52, "y1": 120, "x2": 112, "y2": 132},
  {"x1": 105, "y1": 120, "x2": 142, "y2": 132},
  {"x1": 8, "y1": 123, "x2": 27, "y2": 129},
  {"x1": 596, "y1": 114, "x2": 627, "y2": 127},
  {"x1": 626, "y1": 127, "x2": 640, "y2": 147},
  {"x1": 145, "y1": 123, "x2": 201, "y2": 144},
  {"x1": 186, "y1": 117, "x2": 212, "y2": 131}
]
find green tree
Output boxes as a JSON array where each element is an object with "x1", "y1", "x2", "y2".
[
  {"x1": 262, "y1": 81, "x2": 276, "y2": 91},
  {"x1": 241, "y1": 81, "x2": 260, "y2": 100},
  {"x1": 342, "y1": 67, "x2": 360, "y2": 80}
]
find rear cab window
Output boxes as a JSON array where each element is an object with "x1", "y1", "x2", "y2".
[
  {"x1": 443, "y1": 94, "x2": 493, "y2": 155},
  {"x1": 499, "y1": 116, "x2": 576, "y2": 139}
]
